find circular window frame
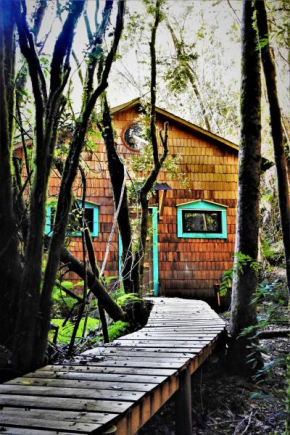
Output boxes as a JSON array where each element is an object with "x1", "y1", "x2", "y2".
[{"x1": 121, "y1": 122, "x2": 147, "y2": 153}]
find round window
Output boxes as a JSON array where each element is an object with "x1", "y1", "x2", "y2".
[{"x1": 123, "y1": 123, "x2": 147, "y2": 152}]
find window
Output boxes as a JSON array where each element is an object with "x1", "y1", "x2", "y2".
[
  {"x1": 67, "y1": 207, "x2": 95, "y2": 234},
  {"x1": 182, "y1": 210, "x2": 222, "y2": 234},
  {"x1": 177, "y1": 200, "x2": 227, "y2": 239},
  {"x1": 46, "y1": 201, "x2": 99, "y2": 237},
  {"x1": 123, "y1": 123, "x2": 148, "y2": 152}
]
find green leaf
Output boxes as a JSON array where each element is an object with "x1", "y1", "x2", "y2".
[{"x1": 61, "y1": 281, "x2": 74, "y2": 290}]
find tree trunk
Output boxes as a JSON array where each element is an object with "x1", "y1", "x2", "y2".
[
  {"x1": 100, "y1": 96, "x2": 136, "y2": 293},
  {"x1": 0, "y1": 1, "x2": 22, "y2": 349},
  {"x1": 255, "y1": 0, "x2": 290, "y2": 297},
  {"x1": 60, "y1": 248, "x2": 126, "y2": 322},
  {"x1": 229, "y1": 0, "x2": 263, "y2": 376},
  {"x1": 134, "y1": 0, "x2": 169, "y2": 291}
]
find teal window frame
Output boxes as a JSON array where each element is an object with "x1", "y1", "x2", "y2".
[
  {"x1": 177, "y1": 200, "x2": 227, "y2": 239},
  {"x1": 45, "y1": 200, "x2": 99, "y2": 237}
]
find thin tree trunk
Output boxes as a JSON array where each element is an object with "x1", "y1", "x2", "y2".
[
  {"x1": 255, "y1": 0, "x2": 290, "y2": 296},
  {"x1": 229, "y1": 0, "x2": 263, "y2": 376},
  {"x1": 135, "y1": 0, "x2": 169, "y2": 290},
  {"x1": 78, "y1": 166, "x2": 109, "y2": 343},
  {"x1": 100, "y1": 96, "x2": 135, "y2": 294}
]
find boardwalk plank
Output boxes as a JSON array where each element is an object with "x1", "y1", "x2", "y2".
[
  {"x1": 0, "y1": 407, "x2": 117, "y2": 424},
  {"x1": 39, "y1": 364, "x2": 178, "y2": 375},
  {"x1": 0, "y1": 429, "x2": 79, "y2": 435},
  {"x1": 78, "y1": 350, "x2": 196, "y2": 359},
  {"x1": 68, "y1": 359, "x2": 185, "y2": 369},
  {"x1": 120, "y1": 333, "x2": 217, "y2": 341},
  {"x1": 111, "y1": 340, "x2": 206, "y2": 348},
  {"x1": 0, "y1": 384, "x2": 144, "y2": 402},
  {"x1": 8, "y1": 378, "x2": 157, "y2": 393},
  {"x1": 0, "y1": 415, "x2": 101, "y2": 433},
  {"x1": 0, "y1": 395, "x2": 133, "y2": 413},
  {"x1": 23, "y1": 371, "x2": 168, "y2": 384}
]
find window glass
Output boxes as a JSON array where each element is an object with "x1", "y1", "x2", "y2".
[
  {"x1": 182, "y1": 210, "x2": 222, "y2": 233},
  {"x1": 49, "y1": 206, "x2": 96, "y2": 234},
  {"x1": 68, "y1": 207, "x2": 94, "y2": 233},
  {"x1": 124, "y1": 124, "x2": 147, "y2": 151}
]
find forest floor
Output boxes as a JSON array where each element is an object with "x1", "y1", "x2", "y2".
[{"x1": 139, "y1": 310, "x2": 289, "y2": 435}]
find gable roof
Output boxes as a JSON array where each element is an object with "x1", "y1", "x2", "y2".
[{"x1": 111, "y1": 98, "x2": 239, "y2": 153}]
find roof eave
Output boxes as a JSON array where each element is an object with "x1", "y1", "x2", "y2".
[{"x1": 111, "y1": 99, "x2": 239, "y2": 153}]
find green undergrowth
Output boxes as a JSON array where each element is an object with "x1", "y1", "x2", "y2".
[
  {"x1": 50, "y1": 317, "x2": 100, "y2": 344},
  {"x1": 49, "y1": 290, "x2": 152, "y2": 350},
  {"x1": 107, "y1": 321, "x2": 130, "y2": 342},
  {"x1": 50, "y1": 318, "x2": 132, "y2": 345}
]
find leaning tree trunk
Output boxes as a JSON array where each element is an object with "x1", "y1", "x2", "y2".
[
  {"x1": 0, "y1": 1, "x2": 22, "y2": 348},
  {"x1": 255, "y1": 0, "x2": 290, "y2": 297},
  {"x1": 228, "y1": 0, "x2": 263, "y2": 376},
  {"x1": 100, "y1": 96, "x2": 136, "y2": 294}
]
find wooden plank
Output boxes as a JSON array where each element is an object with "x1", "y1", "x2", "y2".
[
  {"x1": 0, "y1": 414, "x2": 101, "y2": 433},
  {"x1": 80, "y1": 348, "x2": 196, "y2": 357},
  {"x1": 0, "y1": 384, "x2": 145, "y2": 402},
  {"x1": 146, "y1": 317, "x2": 223, "y2": 321},
  {"x1": 72, "y1": 355, "x2": 189, "y2": 364},
  {"x1": 121, "y1": 333, "x2": 217, "y2": 341},
  {"x1": 147, "y1": 317, "x2": 224, "y2": 326},
  {"x1": 68, "y1": 359, "x2": 185, "y2": 369},
  {"x1": 110, "y1": 340, "x2": 205, "y2": 348},
  {"x1": 144, "y1": 328, "x2": 222, "y2": 332},
  {"x1": 150, "y1": 317, "x2": 220, "y2": 320},
  {"x1": 122, "y1": 337, "x2": 216, "y2": 343},
  {"x1": 65, "y1": 354, "x2": 189, "y2": 363},
  {"x1": 0, "y1": 407, "x2": 117, "y2": 425},
  {"x1": 146, "y1": 321, "x2": 225, "y2": 325},
  {"x1": 39, "y1": 364, "x2": 178, "y2": 375},
  {"x1": 24, "y1": 371, "x2": 168, "y2": 384},
  {"x1": 146, "y1": 324, "x2": 224, "y2": 329},
  {"x1": 138, "y1": 327, "x2": 222, "y2": 332},
  {"x1": 0, "y1": 429, "x2": 78, "y2": 435},
  {"x1": 79, "y1": 351, "x2": 196, "y2": 359},
  {"x1": 8, "y1": 378, "x2": 157, "y2": 393},
  {"x1": 0, "y1": 395, "x2": 133, "y2": 414}
]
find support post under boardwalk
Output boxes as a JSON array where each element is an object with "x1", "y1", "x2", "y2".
[{"x1": 175, "y1": 367, "x2": 192, "y2": 435}]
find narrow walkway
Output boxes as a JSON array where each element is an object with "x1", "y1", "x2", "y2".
[{"x1": 0, "y1": 298, "x2": 225, "y2": 434}]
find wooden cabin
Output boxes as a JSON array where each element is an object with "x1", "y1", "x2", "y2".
[{"x1": 16, "y1": 99, "x2": 239, "y2": 303}]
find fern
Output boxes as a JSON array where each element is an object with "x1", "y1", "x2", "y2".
[{"x1": 108, "y1": 321, "x2": 129, "y2": 341}]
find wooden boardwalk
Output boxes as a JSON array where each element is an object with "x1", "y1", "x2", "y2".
[{"x1": 0, "y1": 298, "x2": 225, "y2": 434}]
